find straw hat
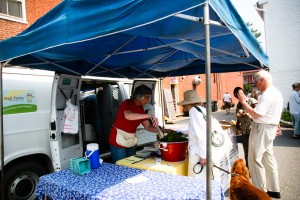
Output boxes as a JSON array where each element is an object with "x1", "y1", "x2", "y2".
[{"x1": 177, "y1": 90, "x2": 205, "y2": 106}]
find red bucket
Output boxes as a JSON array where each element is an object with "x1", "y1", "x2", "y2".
[{"x1": 159, "y1": 141, "x2": 188, "y2": 162}]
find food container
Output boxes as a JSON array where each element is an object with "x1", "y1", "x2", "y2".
[
  {"x1": 70, "y1": 157, "x2": 91, "y2": 175},
  {"x1": 159, "y1": 141, "x2": 188, "y2": 162},
  {"x1": 219, "y1": 120, "x2": 232, "y2": 130}
]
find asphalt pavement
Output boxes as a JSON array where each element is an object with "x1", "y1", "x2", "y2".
[{"x1": 165, "y1": 109, "x2": 300, "y2": 200}]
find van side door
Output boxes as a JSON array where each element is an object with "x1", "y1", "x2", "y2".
[{"x1": 50, "y1": 74, "x2": 83, "y2": 171}]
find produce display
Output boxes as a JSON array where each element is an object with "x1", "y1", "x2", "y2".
[
  {"x1": 219, "y1": 120, "x2": 237, "y2": 130},
  {"x1": 159, "y1": 131, "x2": 188, "y2": 142}
]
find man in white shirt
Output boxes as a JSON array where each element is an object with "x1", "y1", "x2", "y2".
[
  {"x1": 288, "y1": 82, "x2": 300, "y2": 139},
  {"x1": 237, "y1": 70, "x2": 282, "y2": 199},
  {"x1": 223, "y1": 91, "x2": 232, "y2": 115}
]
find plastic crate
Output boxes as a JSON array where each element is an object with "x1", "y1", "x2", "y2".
[{"x1": 70, "y1": 157, "x2": 91, "y2": 175}]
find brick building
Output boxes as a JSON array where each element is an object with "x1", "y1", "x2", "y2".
[
  {"x1": 1, "y1": 0, "x2": 244, "y2": 115},
  {"x1": 0, "y1": 0, "x2": 62, "y2": 40},
  {"x1": 162, "y1": 73, "x2": 243, "y2": 115}
]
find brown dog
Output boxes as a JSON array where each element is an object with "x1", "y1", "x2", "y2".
[{"x1": 230, "y1": 159, "x2": 271, "y2": 200}]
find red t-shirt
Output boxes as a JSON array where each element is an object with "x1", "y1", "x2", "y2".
[{"x1": 109, "y1": 99, "x2": 146, "y2": 148}]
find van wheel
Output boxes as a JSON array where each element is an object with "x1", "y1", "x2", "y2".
[{"x1": 4, "y1": 162, "x2": 47, "y2": 200}]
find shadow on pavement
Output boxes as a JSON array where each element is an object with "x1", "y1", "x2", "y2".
[{"x1": 274, "y1": 128, "x2": 300, "y2": 148}]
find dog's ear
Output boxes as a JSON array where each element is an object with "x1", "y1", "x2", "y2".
[
  {"x1": 231, "y1": 161, "x2": 237, "y2": 173},
  {"x1": 240, "y1": 162, "x2": 250, "y2": 180},
  {"x1": 231, "y1": 159, "x2": 244, "y2": 173},
  {"x1": 231, "y1": 158, "x2": 250, "y2": 180}
]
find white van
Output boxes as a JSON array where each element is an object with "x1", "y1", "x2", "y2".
[{"x1": 0, "y1": 67, "x2": 162, "y2": 200}]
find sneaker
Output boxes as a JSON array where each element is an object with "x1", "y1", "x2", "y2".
[
  {"x1": 267, "y1": 191, "x2": 281, "y2": 199},
  {"x1": 293, "y1": 135, "x2": 300, "y2": 139}
]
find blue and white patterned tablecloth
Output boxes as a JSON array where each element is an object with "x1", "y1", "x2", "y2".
[{"x1": 36, "y1": 162, "x2": 225, "y2": 200}]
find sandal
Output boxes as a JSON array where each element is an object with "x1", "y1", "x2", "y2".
[{"x1": 293, "y1": 135, "x2": 300, "y2": 139}]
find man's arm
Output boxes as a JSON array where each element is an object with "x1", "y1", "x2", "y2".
[
  {"x1": 240, "y1": 100, "x2": 261, "y2": 119},
  {"x1": 238, "y1": 94, "x2": 261, "y2": 119}
]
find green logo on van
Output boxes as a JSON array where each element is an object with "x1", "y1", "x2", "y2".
[{"x1": 3, "y1": 90, "x2": 37, "y2": 115}]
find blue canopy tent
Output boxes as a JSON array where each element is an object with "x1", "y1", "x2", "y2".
[
  {"x1": 0, "y1": 0, "x2": 268, "y2": 78},
  {"x1": 0, "y1": 0, "x2": 268, "y2": 198}
]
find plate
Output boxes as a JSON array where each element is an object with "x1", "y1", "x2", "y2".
[{"x1": 135, "y1": 150, "x2": 151, "y2": 158}]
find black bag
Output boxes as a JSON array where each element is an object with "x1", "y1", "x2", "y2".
[
  {"x1": 235, "y1": 119, "x2": 241, "y2": 135},
  {"x1": 287, "y1": 102, "x2": 290, "y2": 111}
]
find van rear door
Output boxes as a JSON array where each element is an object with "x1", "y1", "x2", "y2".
[
  {"x1": 132, "y1": 80, "x2": 163, "y2": 123},
  {"x1": 132, "y1": 80, "x2": 163, "y2": 146},
  {"x1": 50, "y1": 74, "x2": 83, "y2": 171}
]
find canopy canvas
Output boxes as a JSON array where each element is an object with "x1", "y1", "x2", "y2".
[
  {"x1": 0, "y1": 0, "x2": 268, "y2": 78},
  {"x1": 0, "y1": 0, "x2": 268, "y2": 198}
]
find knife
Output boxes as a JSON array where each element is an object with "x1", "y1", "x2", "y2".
[
  {"x1": 131, "y1": 158, "x2": 146, "y2": 164},
  {"x1": 156, "y1": 127, "x2": 164, "y2": 139}
]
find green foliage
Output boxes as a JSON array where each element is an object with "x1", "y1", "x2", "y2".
[
  {"x1": 159, "y1": 131, "x2": 188, "y2": 142},
  {"x1": 281, "y1": 108, "x2": 292, "y2": 122},
  {"x1": 244, "y1": 84, "x2": 252, "y2": 94},
  {"x1": 246, "y1": 21, "x2": 261, "y2": 38},
  {"x1": 254, "y1": 32, "x2": 261, "y2": 38}
]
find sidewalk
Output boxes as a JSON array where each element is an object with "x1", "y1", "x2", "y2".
[
  {"x1": 164, "y1": 109, "x2": 237, "y2": 131},
  {"x1": 164, "y1": 109, "x2": 300, "y2": 200}
]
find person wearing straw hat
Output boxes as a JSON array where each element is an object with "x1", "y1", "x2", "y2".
[{"x1": 177, "y1": 90, "x2": 221, "y2": 180}]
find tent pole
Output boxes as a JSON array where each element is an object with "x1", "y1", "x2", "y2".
[
  {"x1": 204, "y1": 2, "x2": 212, "y2": 200},
  {"x1": 86, "y1": 35, "x2": 138, "y2": 75},
  {"x1": 0, "y1": 62, "x2": 4, "y2": 200},
  {"x1": 159, "y1": 78, "x2": 165, "y2": 129},
  {"x1": 174, "y1": 13, "x2": 225, "y2": 27}
]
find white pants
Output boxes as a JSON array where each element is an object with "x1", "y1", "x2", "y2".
[
  {"x1": 188, "y1": 153, "x2": 220, "y2": 181},
  {"x1": 248, "y1": 122, "x2": 280, "y2": 192}
]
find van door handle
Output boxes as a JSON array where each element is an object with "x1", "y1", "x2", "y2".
[
  {"x1": 50, "y1": 133, "x2": 56, "y2": 140},
  {"x1": 51, "y1": 121, "x2": 56, "y2": 130}
]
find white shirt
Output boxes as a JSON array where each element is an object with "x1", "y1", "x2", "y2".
[
  {"x1": 188, "y1": 106, "x2": 233, "y2": 162},
  {"x1": 253, "y1": 86, "x2": 283, "y2": 124},
  {"x1": 188, "y1": 106, "x2": 207, "y2": 159},
  {"x1": 223, "y1": 93, "x2": 231, "y2": 103},
  {"x1": 288, "y1": 90, "x2": 300, "y2": 115}
]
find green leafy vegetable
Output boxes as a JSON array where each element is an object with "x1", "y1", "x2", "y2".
[{"x1": 159, "y1": 131, "x2": 188, "y2": 142}]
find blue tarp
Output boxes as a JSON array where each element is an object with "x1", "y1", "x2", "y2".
[{"x1": 0, "y1": 0, "x2": 268, "y2": 78}]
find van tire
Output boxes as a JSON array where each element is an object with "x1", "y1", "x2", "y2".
[{"x1": 4, "y1": 161, "x2": 47, "y2": 200}]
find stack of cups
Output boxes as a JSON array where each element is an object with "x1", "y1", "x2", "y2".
[{"x1": 85, "y1": 143, "x2": 100, "y2": 169}]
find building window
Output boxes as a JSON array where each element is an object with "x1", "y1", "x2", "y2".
[
  {"x1": 243, "y1": 76, "x2": 248, "y2": 84},
  {"x1": 247, "y1": 76, "x2": 252, "y2": 84},
  {"x1": 0, "y1": 0, "x2": 26, "y2": 23}
]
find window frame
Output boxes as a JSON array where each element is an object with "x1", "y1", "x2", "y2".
[{"x1": 0, "y1": 0, "x2": 27, "y2": 24}]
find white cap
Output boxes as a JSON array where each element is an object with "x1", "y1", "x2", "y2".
[{"x1": 86, "y1": 143, "x2": 99, "y2": 151}]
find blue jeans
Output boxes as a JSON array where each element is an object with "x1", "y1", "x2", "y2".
[
  {"x1": 110, "y1": 144, "x2": 135, "y2": 164},
  {"x1": 292, "y1": 113, "x2": 300, "y2": 135}
]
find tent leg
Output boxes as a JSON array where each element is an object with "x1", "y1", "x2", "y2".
[{"x1": 204, "y1": 2, "x2": 212, "y2": 200}]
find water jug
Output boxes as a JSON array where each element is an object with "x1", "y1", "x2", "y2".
[{"x1": 85, "y1": 143, "x2": 100, "y2": 169}]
